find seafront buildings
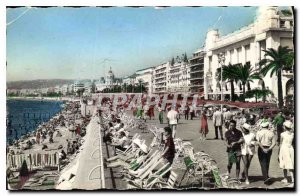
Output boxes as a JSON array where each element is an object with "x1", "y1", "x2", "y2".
[
  {"x1": 7, "y1": 7, "x2": 294, "y2": 104},
  {"x1": 203, "y1": 6, "x2": 294, "y2": 101}
]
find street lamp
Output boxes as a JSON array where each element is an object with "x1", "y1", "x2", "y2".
[{"x1": 218, "y1": 53, "x2": 225, "y2": 110}]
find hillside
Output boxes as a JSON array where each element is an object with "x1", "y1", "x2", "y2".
[{"x1": 6, "y1": 79, "x2": 75, "y2": 89}]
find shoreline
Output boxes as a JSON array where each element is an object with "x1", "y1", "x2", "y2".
[
  {"x1": 6, "y1": 99, "x2": 96, "y2": 190},
  {"x1": 7, "y1": 96, "x2": 73, "y2": 102}
]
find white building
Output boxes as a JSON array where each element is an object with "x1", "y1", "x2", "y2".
[
  {"x1": 135, "y1": 67, "x2": 154, "y2": 94},
  {"x1": 122, "y1": 74, "x2": 136, "y2": 85},
  {"x1": 153, "y1": 62, "x2": 169, "y2": 94},
  {"x1": 95, "y1": 67, "x2": 121, "y2": 92},
  {"x1": 54, "y1": 85, "x2": 61, "y2": 94},
  {"x1": 74, "y1": 81, "x2": 85, "y2": 93},
  {"x1": 84, "y1": 81, "x2": 93, "y2": 94},
  {"x1": 189, "y1": 49, "x2": 205, "y2": 95},
  {"x1": 61, "y1": 85, "x2": 69, "y2": 95},
  {"x1": 204, "y1": 7, "x2": 294, "y2": 101},
  {"x1": 168, "y1": 59, "x2": 190, "y2": 94}
]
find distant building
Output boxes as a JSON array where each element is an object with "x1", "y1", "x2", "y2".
[
  {"x1": 189, "y1": 49, "x2": 205, "y2": 95},
  {"x1": 74, "y1": 81, "x2": 85, "y2": 93},
  {"x1": 168, "y1": 57, "x2": 190, "y2": 94},
  {"x1": 95, "y1": 67, "x2": 121, "y2": 92},
  {"x1": 153, "y1": 62, "x2": 169, "y2": 94},
  {"x1": 135, "y1": 67, "x2": 154, "y2": 94}
]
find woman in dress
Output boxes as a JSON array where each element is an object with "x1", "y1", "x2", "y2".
[
  {"x1": 199, "y1": 110, "x2": 209, "y2": 140},
  {"x1": 241, "y1": 123, "x2": 256, "y2": 185},
  {"x1": 279, "y1": 121, "x2": 294, "y2": 184}
]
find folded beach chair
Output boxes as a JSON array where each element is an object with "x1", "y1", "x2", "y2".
[{"x1": 146, "y1": 170, "x2": 178, "y2": 189}]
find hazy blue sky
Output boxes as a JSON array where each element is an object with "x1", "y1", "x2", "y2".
[{"x1": 6, "y1": 6, "x2": 258, "y2": 81}]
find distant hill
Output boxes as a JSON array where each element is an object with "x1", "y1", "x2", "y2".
[{"x1": 6, "y1": 79, "x2": 75, "y2": 89}]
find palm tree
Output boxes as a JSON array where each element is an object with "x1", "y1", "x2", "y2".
[
  {"x1": 259, "y1": 46, "x2": 294, "y2": 108},
  {"x1": 252, "y1": 72, "x2": 266, "y2": 102},
  {"x1": 232, "y1": 62, "x2": 257, "y2": 102},
  {"x1": 245, "y1": 88, "x2": 273, "y2": 103},
  {"x1": 137, "y1": 79, "x2": 144, "y2": 93},
  {"x1": 216, "y1": 64, "x2": 239, "y2": 101},
  {"x1": 122, "y1": 83, "x2": 126, "y2": 93}
]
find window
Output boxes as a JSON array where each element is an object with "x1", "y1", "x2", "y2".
[
  {"x1": 280, "y1": 20, "x2": 285, "y2": 28},
  {"x1": 290, "y1": 21, "x2": 293, "y2": 28}
]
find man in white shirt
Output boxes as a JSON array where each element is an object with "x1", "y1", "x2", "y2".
[
  {"x1": 224, "y1": 108, "x2": 233, "y2": 123},
  {"x1": 213, "y1": 107, "x2": 224, "y2": 140},
  {"x1": 256, "y1": 121, "x2": 276, "y2": 184},
  {"x1": 167, "y1": 105, "x2": 179, "y2": 138}
]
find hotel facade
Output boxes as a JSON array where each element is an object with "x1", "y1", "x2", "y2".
[{"x1": 203, "y1": 7, "x2": 294, "y2": 101}]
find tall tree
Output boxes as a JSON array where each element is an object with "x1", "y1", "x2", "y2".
[
  {"x1": 232, "y1": 62, "x2": 257, "y2": 102},
  {"x1": 245, "y1": 88, "x2": 273, "y2": 103},
  {"x1": 252, "y1": 72, "x2": 266, "y2": 102},
  {"x1": 259, "y1": 46, "x2": 294, "y2": 108},
  {"x1": 171, "y1": 57, "x2": 175, "y2": 66},
  {"x1": 183, "y1": 53, "x2": 188, "y2": 62},
  {"x1": 216, "y1": 64, "x2": 239, "y2": 101}
]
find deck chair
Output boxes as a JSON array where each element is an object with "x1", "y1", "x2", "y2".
[
  {"x1": 212, "y1": 168, "x2": 241, "y2": 189},
  {"x1": 146, "y1": 171, "x2": 178, "y2": 189},
  {"x1": 143, "y1": 163, "x2": 172, "y2": 189},
  {"x1": 126, "y1": 157, "x2": 166, "y2": 188},
  {"x1": 124, "y1": 150, "x2": 162, "y2": 179}
]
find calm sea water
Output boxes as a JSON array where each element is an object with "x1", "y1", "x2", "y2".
[{"x1": 6, "y1": 99, "x2": 64, "y2": 143}]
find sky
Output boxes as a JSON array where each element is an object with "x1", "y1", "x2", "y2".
[{"x1": 6, "y1": 6, "x2": 259, "y2": 82}]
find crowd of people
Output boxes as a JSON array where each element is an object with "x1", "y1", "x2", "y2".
[
  {"x1": 6, "y1": 101, "x2": 92, "y2": 171},
  {"x1": 196, "y1": 106, "x2": 294, "y2": 186}
]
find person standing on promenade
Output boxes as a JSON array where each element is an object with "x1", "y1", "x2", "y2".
[
  {"x1": 149, "y1": 105, "x2": 155, "y2": 120},
  {"x1": 162, "y1": 127, "x2": 175, "y2": 179},
  {"x1": 256, "y1": 121, "x2": 276, "y2": 185},
  {"x1": 36, "y1": 130, "x2": 41, "y2": 145},
  {"x1": 167, "y1": 105, "x2": 179, "y2": 138},
  {"x1": 213, "y1": 107, "x2": 224, "y2": 140},
  {"x1": 224, "y1": 108, "x2": 233, "y2": 124},
  {"x1": 273, "y1": 111, "x2": 285, "y2": 145},
  {"x1": 278, "y1": 121, "x2": 294, "y2": 184},
  {"x1": 184, "y1": 104, "x2": 190, "y2": 120},
  {"x1": 189, "y1": 104, "x2": 195, "y2": 120},
  {"x1": 143, "y1": 103, "x2": 149, "y2": 122},
  {"x1": 158, "y1": 104, "x2": 164, "y2": 124},
  {"x1": 199, "y1": 110, "x2": 209, "y2": 140},
  {"x1": 224, "y1": 120, "x2": 244, "y2": 181},
  {"x1": 240, "y1": 123, "x2": 256, "y2": 185}
]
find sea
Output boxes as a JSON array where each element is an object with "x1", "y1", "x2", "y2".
[{"x1": 6, "y1": 99, "x2": 64, "y2": 144}]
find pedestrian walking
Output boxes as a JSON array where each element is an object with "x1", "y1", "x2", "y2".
[
  {"x1": 256, "y1": 121, "x2": 276, "y2": 184},
  {"x1": 167, "y1": 105, "x2": 179, "y2": 138},
  {"x1": 241, "y1": 123, "x2": 256, "y2": 185},
  {"x1": 162, "y1": 126, "x2": 175, "y2": 179},
  {"x1": 189, "y1": 105, "x2": 195, "y2": 120},
  {"x1": 35, "y1": 130, "x2": 41, "y2": 145},
  {"x1": 199, "y1": 110, "x2": 209, "y2": 140},
  {"x1": 184, "y1": 104, "x2": 190, "y2": 120},
  {"x1": 213, "y1": 107, "x2": 224, "y2": 140},
  {"x1": 158, "y1": 104, "x2": 164, "y2": 124},
  {"x1": 224, "y1": 120, "x2": 244, "y2": 180},
  {"x1": 143, "y1": 104, "x2": 149, "y2": 122},
  {"x1": 279, "y1": 121, "x2": 294, "y2": 184},
  {"x1": 273, "y1": 111, "x2": 285, "y2": 145},
  {"x1": 224, "y1": 108, "x2": 233, "y2": 124},
  {"x1": 149, "y1": 105, "x2": 155, "y2": 120}
]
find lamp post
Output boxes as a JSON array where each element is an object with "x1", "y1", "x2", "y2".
[{"x1": 218, "y1": 53, "x2": 225, "y2": 111}]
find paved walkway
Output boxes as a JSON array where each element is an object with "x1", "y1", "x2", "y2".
[
  {"x1": 103, "y1": 111, "x2": 294, "y2": 190},
  {"x1": 72, "y1": 115, "x2": 105, "y2": 190}
]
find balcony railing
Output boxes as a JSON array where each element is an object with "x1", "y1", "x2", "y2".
[{"x1": 190, "y1": 77, "x2": 204, "y2": 81}]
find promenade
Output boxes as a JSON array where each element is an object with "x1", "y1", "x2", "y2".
[{"x1": 101, "y1": 110, "x2": 294, "y2": 190}]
